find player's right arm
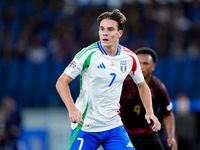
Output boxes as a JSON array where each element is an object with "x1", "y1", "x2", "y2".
[{"x1": 56, "y1": 73, "x2": 83, "y2": 125}]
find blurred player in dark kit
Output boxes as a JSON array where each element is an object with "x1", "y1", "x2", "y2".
[
  {"x1": 1, "y1": 96, "x2": 21, "y2": 150},
  {"x1": 120, "y1": 47, "x2": 177, "y2": 150},
  {"x1": 175, "y1": 92, "x2": 197, "y2": 150}
]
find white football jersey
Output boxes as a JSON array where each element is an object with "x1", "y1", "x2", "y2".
[{"x1": 64, "y1": 41, "x2": 144, "y2": 132}]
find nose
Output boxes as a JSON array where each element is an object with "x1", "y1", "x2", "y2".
[
  {"x1": 102, "y1": 29, "x2": 108, "y2": 36},
  {"x1": 140, "y1": 64, "x2": 145, "y2": 72},
  {"x1": 103, "y1": 32, "x2": 108, "y2": 36},
  {"x1": 140, "y1": 63, "x2": 143, "y2": 69},
  {"x1": 103, "y1": 33, "x2": 108, "y2": 36}
]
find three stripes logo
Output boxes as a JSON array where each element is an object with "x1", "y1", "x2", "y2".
[
  {"x1": 126, "y1": 142, "x2": 134, "y2": 148},
  {"x1": 97, "y1": 63, "x2": 106, "y2": 69}
]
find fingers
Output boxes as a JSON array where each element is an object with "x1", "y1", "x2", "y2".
[
  {"x1": 152, "y1": 121, "x2": 161, "y2": 132},
  {"x1": 151, "y1": 117, "x2": 161, "y2": 132},
  {"x1": 145, "y1": 115, "x2": 152, "y2": 124},
  {"x1": 71, "y1": 117, "x2": 84, "y2": 125},
  {"x1": 70, "y1": 112, "x2": 84, "y2": 125},
  {"x1": 168, "y1": 139, "x2": 177, "y2": 150},
  {"x1": 145, "y1": 114, "x2": 161, "y2": 131},
  {"x1": 172, "y1": 145, "x2": 178, "y2": 150},
  {"x1": 168, "y1": 143, "x2": 172, "y2": 147},
  {"x1": 146, "y1": 118, "x2": 151, "y2": 124},
  {"x1": 152, "y1": 120, "x2": 161, "y2": 132},
  {"x1": 68, "y1": 107, "x2": 84, "y2": 125},
  {"x1": 77, "y1": 117, "x2": 84, "y2": 125}
]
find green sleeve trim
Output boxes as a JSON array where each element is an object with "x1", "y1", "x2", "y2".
[
  {"x1": 81, "y1": 51, "x2": 95, "y2": 71},
  {"x1": 75, "y1": 43, "x2": 98, "y2": 60},
  {"x1": 79, "y1": 51, "x2": 95, "y2": 91}
]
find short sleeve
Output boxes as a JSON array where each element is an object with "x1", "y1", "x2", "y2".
[{"x1": 129, "y1": 54, "x2": 144, "y2": 84}]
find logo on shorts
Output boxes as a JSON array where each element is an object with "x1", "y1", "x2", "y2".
[
  {"x1": 68, "y1": 61, "x2": 77, "y2": 70},
  {"x1": 126, "y1": 142, "x2": 134, "y2": 147},
  {"x1": 120, "y1": 60, "x2": 127, "y2": 73}
]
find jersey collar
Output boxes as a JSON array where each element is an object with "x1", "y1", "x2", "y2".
[{"x1": 97, "y1": 41, "x2": 121, "y2": 56}]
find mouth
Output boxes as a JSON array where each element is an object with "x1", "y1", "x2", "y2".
[{"x1": 102, "y1": 39, "x2": 109, "y2": 42}]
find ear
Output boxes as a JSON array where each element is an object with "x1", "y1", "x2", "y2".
[{"x1": 118, "y1": 30, "x2": 123, "y2": 38}]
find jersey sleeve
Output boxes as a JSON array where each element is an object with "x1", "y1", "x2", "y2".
[
  {"x1": 129, "y1": 53, "x2": 144, "y2": 84},
  {"x1": 64, "y1": 49, "x2": 86, "y2": 79},
  {"x1": 64, "y1": 44, "x2": 97, "y2": 79},
  {"x1": 64, "y1": 58, "x2": 82, "y2": 79},
  {"x1": 158, "y1": 81, "x2": 173, "y2": 116}
]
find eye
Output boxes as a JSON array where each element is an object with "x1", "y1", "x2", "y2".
[{"x1": 100, "y1": 27, "x2": 104, "y2": 30}]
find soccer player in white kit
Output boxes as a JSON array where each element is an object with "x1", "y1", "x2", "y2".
[{"x1": 56, "y1": 9, "x2": 161, "y2": 150}]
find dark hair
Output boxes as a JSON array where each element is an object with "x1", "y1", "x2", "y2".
[
  {"x1": 134, "y1": 47, "x2": 157, "y2": 63},
  {"x1": 97, "y1": 9, "x2": 126, "y2": 31}
]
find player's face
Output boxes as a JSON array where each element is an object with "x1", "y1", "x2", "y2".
[
  {"x1": 137, "y1": 54, "x2": 155, "y2": 79},
  {"x1": 99, "y1": 19, "x2": 123, "y2": 49}
]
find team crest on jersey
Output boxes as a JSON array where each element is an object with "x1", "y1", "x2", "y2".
[
  {"x1": 68, "y1": 61, "x2": 77, "y2": 70},
  {"x1": 120, "y1": 60, "x2": 127, "y2": 73}
]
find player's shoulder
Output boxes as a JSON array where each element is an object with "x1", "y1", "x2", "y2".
[
  {"x1": 85, "y1": 42, "x2": 99, "y2": 50},
  {"x1": 120, "y1": 45, "x2": 135, "y2": 56},
  {"x1": 151, "y1": 76, "x2": 167, "y2": 90},
  {"x1": 75, "y1": 42, "x2": 98, "y2": 60}
]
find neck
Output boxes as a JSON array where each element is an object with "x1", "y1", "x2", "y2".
[
  {"x1": 145, "y1": 75, "x2": 151, "y2": 85},
  {"x1": 102, "y1": 42, "x2": 119, "y2": 56},
  {"x1": 102, "y1": 43, "x2": 119, "y2": 56}
]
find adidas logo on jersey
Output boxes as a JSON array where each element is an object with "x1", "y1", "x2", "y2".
[
  {"x1": 126, "y1": 142, "x2": 134, "y2": 147},
  {"x1": 97, "y1": 63, "x2": 106, "y2": 69}
]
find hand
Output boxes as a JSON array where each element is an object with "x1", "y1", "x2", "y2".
[
  {"x1": 68, "y1": 107, "x2": 84, "y2": 125},
  {"x1": 145, "y1": 113, "x2": 161, "y2": 132},
  {"x1": 168, "y1": 138, "x2": 177, "y2": 150}
]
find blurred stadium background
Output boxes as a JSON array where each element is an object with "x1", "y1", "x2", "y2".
[{"x1": 0, "y1": 0, "x2": 200, "y2": 149}]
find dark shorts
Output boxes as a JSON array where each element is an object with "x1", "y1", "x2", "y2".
[{"x1": 129, "y1": 132, "x2": 165, "y2": 150}]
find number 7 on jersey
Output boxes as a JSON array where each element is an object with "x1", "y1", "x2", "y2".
[{"x1": 109, "y1": 73, "x2": 116, "y2": 87}]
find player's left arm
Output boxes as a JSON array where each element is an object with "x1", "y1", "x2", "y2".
[
  {"x1": 160, "y1": 81, "x2": 177, "y2": 150},
  {"x1": 136, "y1": 81, "x2": 161, "y2": 132},
  {"x1": 164, "y1": 112, "x2": 177, "y2": 150}
]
